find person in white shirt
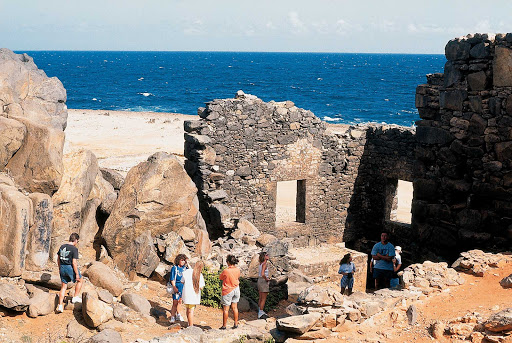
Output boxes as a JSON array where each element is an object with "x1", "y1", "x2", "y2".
[{"x1": 181, "y1": 260, "x2": 205, "y2": 327}]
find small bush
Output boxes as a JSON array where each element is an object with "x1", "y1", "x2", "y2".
[
  {"x1": 239, "y1": 278, "x2": 287, "y2": 312},
  {"x1": 200, "y1": 267, "x2": 223, "y2": 308}
]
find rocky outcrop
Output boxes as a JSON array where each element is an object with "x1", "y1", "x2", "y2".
[
  {"x1": 0, "y1": 117, "x2": 26, "y2": 168},
  {"x1": 120, "y1": 293, "x2": 151, "y2": 316},
  {"x1": 401, "y1": 261, "x2": 465, "y2": 290},
  {"x1": 452, "y1": 250, "x2": 512, "y2": 277},
  {"x1": 102, "y1": 152, "x2": 210, "y2": 276},
  {"x1": 83, "y1": 262, "x2": 124, "y2": 297},
  {"x1": 485, "y1": 308, "x2": 512, "y2": 332}
]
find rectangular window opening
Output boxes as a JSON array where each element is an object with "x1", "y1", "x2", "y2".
[
  {"x1": 276, "y1": 180, "x2": 306, "y2": 226},
  {"x1": 389, "y1": 180, "x2": 413, "y2": 224}
]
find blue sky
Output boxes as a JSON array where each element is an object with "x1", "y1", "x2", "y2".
[{"x1": 2, "y1": 0, "x2": 511, "y2": 53}]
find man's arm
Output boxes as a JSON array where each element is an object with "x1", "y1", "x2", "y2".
[
  {"x1": 72, "y1": 258, "x2": 81, "y2": 280},
  {"x1": 376, "y1": 253, "x2": 393, "y2": 261}
]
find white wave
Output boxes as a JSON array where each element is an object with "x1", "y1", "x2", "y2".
[
  {"x1": 138, "y1": 77, "x2": 144, "y2": 81},
  {"x1": 92, "y1": 98, "x2": 97, "y2": 101},
  {"x1": 317, "y1": 78, "x2": 323, "y2": 81},
  {"x1": 137, "y1": 92, "x2": 154, "y2": 97},
  {"x1": 323, "y1": 116, "x2": 341, "y2": 122},
  {"x1": 159, "y1": 66, "x2": 164, "y2": 69},
  {"x1": 384, "y1": 99, "x2": 389, "y2": 101}
]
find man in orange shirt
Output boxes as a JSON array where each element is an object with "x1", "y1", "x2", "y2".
[{"x1": 219, "y1": 254, "x2": 241, "y2": 329}]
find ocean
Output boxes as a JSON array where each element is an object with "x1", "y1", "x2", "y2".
[{"x1": 21, "y1": 51, "x2": 445, "y2": 126}]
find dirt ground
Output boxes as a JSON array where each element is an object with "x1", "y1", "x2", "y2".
[{"x1": 1, "y1": 263, "x2": 510, "y2": 343}]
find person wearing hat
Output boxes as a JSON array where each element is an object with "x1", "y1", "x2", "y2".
[{"x1": 390, "y1": 246, "x2": 402, "y2": 288}]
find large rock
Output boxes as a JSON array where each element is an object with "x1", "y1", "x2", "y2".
[
  {"x1": 0, "y1": 183, "x2": 33, "y2": 276},
  {"x1": 25, "y1": 193, "x2": 53, "y2": 271},
  {"x1": 485, "y1": 308, "x2": 512, "y2": 332},
  {"x1": 276, "y1": 313, "x2": 322, "y2": 334},
  {"x1": 0, "y1": 117, "x2": 26, "y2": 168},
  {"x1": 500, "y1": 274, "x2": 512, "y2": 288},
  {"x1": 103, "y1": 153, "x2": 209, "y2": 276},
  {"x1": 157, "y1": 231, "x2": 190, "y2": 264},
  {"x1": 100, "y1": 168, "x2": 124, "y2": 191},
  {"x1": 5, "y1": 117, "x2": 65, "y2": 194},
  {"x1": 494, "y1": 46, "x2": 512, "y2": 87},
  {"x1": 79, "y1": 198, "x2": 101, "y2": 251},
  {"x1": 87, "y1": 329, "x2": 122, "y2": 343},
  {"x1": 297, "y1": 285, "x2": 343, "y2": 306},
  {"x1": 120, "y1": 293, "x2": 151, "y2": 316},
  {"x1": 0, "y1": 282, "x2": 30, "y2": 311},
  {"x1": 131, "y1": 230, "x2": 160, "y2": 277},
  {"x1": 84, "y1": 262, "x2": 124, "y2": 297},
  {"x1": 51, "y1": 150, "x2": 99, "y2": 258},
  {"x1": 26, "y1": 287, "x2": 57, "y2": 317},
  {"x1": 89, "y1": 172, "x2": 117, "y2": 214},
  {"x1": 82, "y1": 292, "x2": 114, "y2": 328},
  {"x1": 21, "y1": 270, "x2": 63, "y2": 290}
]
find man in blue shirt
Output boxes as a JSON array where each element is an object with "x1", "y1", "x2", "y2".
[{"x1": 371, "y1": 232, "x2": 395, "y2": 290}]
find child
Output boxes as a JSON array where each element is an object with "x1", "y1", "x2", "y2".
[
  {"x1": 390, "y1": 246, "x2": 402, "y2": 288},
  {"x1": 56, "y1": 233, "x2": 83, "y2": 313},
  {"x1": 219, "y1": 255, "x2": 241, "y2": 329},
  {"x1": 182, "y1": 260, "x2": 205, "y2": 327},
  {"x1": 338, "y1": 253, "x2": 356, "y2": 295},
  {"x1": 169, "y1": 254, "x2": 188, "y2": 323},
  {"x1": 257, "y1": 251, "x2": 270, "y2": 319}
]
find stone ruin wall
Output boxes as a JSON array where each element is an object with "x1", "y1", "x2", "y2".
[
  {"x1": 184, "y1": 93, "x2": 416, "y2": 247},
  {"x1": 415, "y1": 33, "x2": 512, "y2": 257}
]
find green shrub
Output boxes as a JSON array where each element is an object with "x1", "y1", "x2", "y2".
[
  {"x1": 239, "y1": 278, "x2": 287, "y2": 312},
  {"x1": 200, "y1": 267, "x2": 223, "y2": 308}
]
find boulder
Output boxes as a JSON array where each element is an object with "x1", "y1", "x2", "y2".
[
  {"x1": 485, "y1": 308, "x2": 512, "y2": 332},
  {"x1": 98, "y1": 289, "x2": 114, "y2": 304},
  {"x1": 500, "y1": 274, "x2": 512, "y2": 288},
  {"x1": 87, "y1": 329, "x2": 122, "y2": 343},
  {"x1": 238, "y1": 297, "x2": 251, "y2": 312},
  {"x1": 131, "y1": 230, "x2": 160, "y2": 277},
  {"x1": 51, "y1": 150, "x2": 99, "y2": 258},
  {"x1": 264, "y1": 240, "x2": 289, "y2": 257},
  {"x1": 276, "y1": 313, "x2": 322, "y2": 334},
  {"x1": 27, "y1": 289, "x2": 57, "y2": 317},
  {"x1": 5, "y1": 117, "x2": 65, "y2": 194},
  {"x1": 297, "y1": 285, "x2": 343, "y2": 306},
  {"x1": 0, "y1": 117, "x2": 26, "y2": 168},
  {"x1": 0, "y1": 183, "x2": 33, "y2": 276},
  {"x1": 83, "y1": 262, "x2": 123, "y2": 297},
  {"x1": 89, "y1": 172, "x2": 117, "y2": 214},
  {"x1": 25, "y1": 193, "x2": 53, "y2": 271},
  {"x1": 193, "y1": 229, "x2": 211, "y2": 256},
  {"x1": 120, "y1": 293, "x2": 151, "y2": 316},
  {"x1": 82, "y1": 292, "x2": 114, "y2": 328},
  {"x1": 0, "y1": 282, "x2": 30, "y2": 311},
  {"x1": 232, "y1": 219, "x2": 261, "y2": 239},
  {"x1": 102, "y1": 153, "x2": 209, "y2": 275},
  {"x1": 158, "y1": 231, "x2": 190, "y2": 264},
  {"x1": 21, "y1": 270, "x2": 63, "y2": 290},
  {"x1": 177, "y1": 227, "x2": 195, "y2": 242},
  {"x1": 67, "y1": 319, "x2": 93, "y2": 340},
  {"x1": 257, "y1": 234, "x2": 278, "y2": 247},
  {"x1": 100, "y1": 168, "x2": 125, "y2": 191},
  {"x1": 79, "y1": 198, "x2": 101, "y2": 251}
]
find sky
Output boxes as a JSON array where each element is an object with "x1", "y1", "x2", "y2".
[{"x1": 1, "y1": 0, "x2": 511, "y2": 54}]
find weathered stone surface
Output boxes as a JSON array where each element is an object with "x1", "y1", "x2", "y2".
[
  {"x1": 297, "y1": 285, "x2": 343, "y2": 306},
  {"x1": 0, "y1": 117, "x2": 26, "y2": 169},
  {"x1": 0, "y1": 283, "x2": 30, "y2": 311},
  {"x1": 51, "y1": 150, "x2": 99, "y2": 258},
  {"x1": 121, "y1": 293, "x2": 151, "y2": 316},
  {"x1": 67, "y1": 319, "x2": 93, "y2": 340},
  {"x1": 257, "y1": 234, "x2": 278, "y2": 247},
  {"x1": 500, "y1": 274, "x2": 512, "y2": 288},
  {"x1": 79, "y1": 198, "x2": 101, "y2": 251},
  {"x1": 25, "y1": 193, "x2": 53, "y2": 271},
  {"x1": 467, "y1": 71, "x2": 488, "y2": 91},
  {"x1": 264, "y1": 240, "x2": 289, "y2": 257},
  {"x1": 103, "y1": 152, "x2": 209, "y2": 275},
  {"x1": 27, "y1": 288, "x2": 57, "y2": 317},
  {"x1": 416, "y1": 126, "x2": 453, "y2": 145},
  {"x1": 445, "y1": 39, "x2": 471, "y2": 61},
  {"x1": 100, "y1": 168, "x2": 125, "y2": 191},
  {"x1": 131, "y1": 230, "x2": 160, "y2": 277},
  {"x1": 485, "y1": 308, "x2": 512, "y2": 332},
  {"x1": 98, "y1": 289, "x2": 114, "y2": 304},
  {"x1": 276, "y1": 313, "x2": 321, "y2": 334},
  {"x1": 84, "y1": 262, "x2": 124, "y2": 297},
  {"x1": 236, "y1": 219, "x2": 261, "y2": 237},
  {"x1": 87, "y1": 329, "x2": 122, "y2": 343},
  {"x1": 159, "y1": 231, "x2": 189, "y2": 264},
  {"x1": 470, "y1": 42, "x2": 491, "y2": 59},
  {"x1": 193, "y1": 229, "x2": 211, "y2": 256},
  {"x1": 0, "y1": 183, "x2": 32, "y2": 276},
  {"x1": 494, "y1": 46, "x2": 512, "y2": 87},
  {"x1": 82, "y1": 292, "x2": 114, "y2": 328},
  {"x1": 440, "y1": 90, "x2": 467, "y2": 111},
  {"x1": 89, "y1": 172, "x2": 117, "y2": 214},
  {"x1": 495, "y1": 142, "x2": 512, "y2": 162},
  {"x1": 21, "y1": 270, "x2": 63, "y2": 290}
]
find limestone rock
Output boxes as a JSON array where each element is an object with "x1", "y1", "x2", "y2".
[
  {"x1": 238, "y1": 297, "x2": 251, "y2": 312},
  {"x1": 0, "y1": 282, "x2": 30, "y2": 311},
  {"x1": 232, "y1": 219, "x2": 260, "y2": 240},
  {"x1": 121, "y1": 293, "x2": 151, "y2": 316},
  {"x1": 51, "y1": 150, "x2": 99, "y2": 258},
  {"x1": 25, "y1": 193, "x2": 53, "y2": 271},
  {"x1": 87, "y1": 329, "x2": 122, "y2": 343},
  {"x1": 100, "y1": 168, "x2": 125, "y2": 191},
  {"x1": 276, "y1": 313, "x2": 322, "y2": 334},
  {"x1": 500, "y1": 274, "x2": 512, "y2": 288},
  {"x1": 193, "y1": 229, "x2": 211, "y2": 256},
  {"x1": 0, "y1": 183, "x2": 32, "y2": 276},
  {"x1": 485, "y1": 308, "x2": 512, "y2": 332},
  {"x1": 82, "y1": 292, "x2": 114, "y2": 328},
  {"x1": 103, "y1": 153, "x2": 209, "y2": 275},
  {"x1": 98, "y1": 289, "x2": 114, "y2": 304},
  {"x1": 178, "y1": 227, "x2": 196, "y2": 242},
  {"x1": 97, "y1": 319, "x2": 128, "y2": 332},
  {"x1": 89, "y1": 172, "x2": 117, "y2": 214},
  {"x1": 27, "y1": 289, "x2": 57, "y2": 317},
  {"x1": 264, "y1": 240, "x2": 289, "y2": 257},
  {"x1": 83, "y1": 262, "x2": 124, "y2": 297},
  {"x1": 5, "y1": 117, "x2": 65, "y2": 194},
  {"x1": 257, "y1": 234, "x2": 278, "y2": 247},
  {"x1": 0, "y1": 117, "x2": 26, "y2": 168},
  {"x1": 297, "y1": 285, "x2": 343, "y2": 306},
  {"x1": 21, "y1": 270, "x2": 63, "y2": 290},
  {"x1": 158, "y1": 231, "x2": 189, "y2": 264}
]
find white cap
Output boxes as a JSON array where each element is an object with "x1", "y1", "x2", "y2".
[{"x1": 395, "y1": 246, "x2": 402, "y2": 253}]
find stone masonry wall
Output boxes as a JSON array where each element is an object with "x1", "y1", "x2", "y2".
[
  {"x1": 184, "y1": 92, "x2": 416, "y2": 246},
  {"x1": 415, "y1": 33, "x2": 512, "y2": 257}
]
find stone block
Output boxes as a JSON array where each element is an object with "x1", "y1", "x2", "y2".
[
  {"x1": 416, "y1": 126, "x2": 453, "y2": 145},
  {"x1": 445, "y1": 39, "x2": 471, "y2": 61},
  {"x1": 440, "y1": 90, "x2": 467, "y2": 111},
  {"x1": 470, "y1": 42, "x2": 491, "y2": 59},
  {"x1": 467, "y1": 71, "x2": 488, "y2": 91},
  {"x1": 494, "y1": 46, "x2": 512, "y2": 87}
]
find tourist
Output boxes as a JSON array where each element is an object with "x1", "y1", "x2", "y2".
[
  {"x1": 169, "y1": 254, "x2": 188, "y2": 324},
  {"x1": 257, "y1": 252, "x2": 270, "y2": 319},
  {"x1": 369, "y1": 257, "x2": 377, "y2": 289},
  {"x1": 56, "y1": 233, "x2": 83, "y2": 313},
  {"x1": 371, "y1": 232, "x2": 395, "y2": 290},
  {"x1": 181, "y1": 260, "x2": 205, "y2": 327},
  {"x1": 338, "y1": 253, "x2": 356, "y2": 295},
  {"x1": 219, "y1": 254, "x2": 241, "y2": 329},
  {"x1": 390, "y1": 246, "x2": 402, "y2": 288}
]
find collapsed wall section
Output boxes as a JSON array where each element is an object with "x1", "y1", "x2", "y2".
[{"x1": 415, "y1": 33, "x2": 512, "y2": 256}]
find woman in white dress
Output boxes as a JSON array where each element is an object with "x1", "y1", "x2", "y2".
[{"x1": 181, "y1": 260, "x2": 205, "y2": 327}]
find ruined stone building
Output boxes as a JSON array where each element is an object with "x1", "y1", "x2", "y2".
[{"x1": 185, "y1": 33, "x2": 512, "y2": 260}]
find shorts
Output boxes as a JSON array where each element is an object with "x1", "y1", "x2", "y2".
[
  {"x1": 221, "y1": 286, "x2": 240, "y2": 306},
  {"x1": 59, "y1": 264, "x2": 81, "y2": 284},
  {"x1": 172, "y1": 284, "x2": 184, "y2": 300},
  {"x1": 340, "y1": 275, "x2": 354, "y2": 288},
  {"x1": 257, "y1": 277, "x2": 270, "y2": 293},
  {"x1": 373, "y1": 268, "x2": 393, "y2": 281},
  {"x1": 185, "y1": 304, "x2": 197, "y2": 309}
]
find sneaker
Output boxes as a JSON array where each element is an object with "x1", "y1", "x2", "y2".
[
  {"x1": 56, "y1": 304, "x2": 64, "y2": 313},
  {"x1": 219, "y1": 326, "x2": 226, "y2": 330},
  {"x1": 169, "y1": 316, "x2": 176, "y2": 323},
  {"x1": 176, "y1": 313, "x2": 184, "y2": 321},
  {"x1": 71, "y1": 296, "x2": 82, "y2": 304},
  {"x1": 232, "y1": 325, "x2": 238, "y2": 329}
]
